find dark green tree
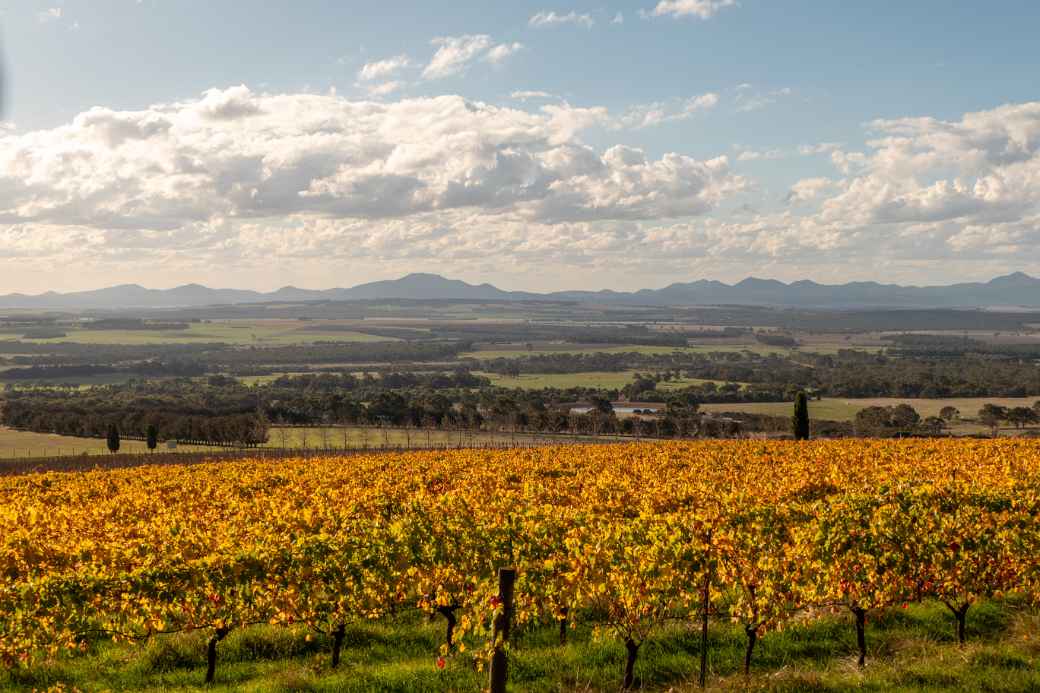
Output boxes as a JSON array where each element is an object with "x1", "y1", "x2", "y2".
[
  {"x1": 978, "y1": 404, "x2": 1007, "y2": 436},
  {"x1": 1008, "y1": 407, "x2": 1038, "y2": 429},
  {"x1": 890, "y1": 404, "x2": 921, "y2": 431},
  {"x1": 792, "y1": 391, "x2": 810, "y2": 441},
  {"x1": 106, "y1": 424, "x2": 121, "y2": 454},
  {"x1": 146, "y1": 424, "x2": 158, "y2": 452}
]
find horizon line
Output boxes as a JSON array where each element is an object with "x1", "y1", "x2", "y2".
[{"x1": 0, "y1": 270, "x2": 1036, "y2": 299}]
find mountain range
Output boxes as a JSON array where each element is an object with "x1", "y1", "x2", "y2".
[{"x1": 2, "y1": 272, "x2": 1040, "y2": 310}]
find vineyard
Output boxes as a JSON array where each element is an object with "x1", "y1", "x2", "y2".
[{"x1": 2, "y1": 440, "x2": 1040, "y2": 691}]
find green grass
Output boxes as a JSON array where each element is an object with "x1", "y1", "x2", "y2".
[
  {"x1": 657, "y1": 377, "x2": 746, "y2": 391},
  {"x1": 478, "y1": 370, "x2": 639, "y2": 390},
  {"x1": 5, "y1": 600, "x2": 1038, "y2": 691},
  {"x1": 232, "y1": 372, "x2": 317, "y2": 386},
  {"x1": 0, "y1": 321, "x2": 396, "y2": 346}
]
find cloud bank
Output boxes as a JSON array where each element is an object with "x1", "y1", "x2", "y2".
[{"x1": 2, "y1": 88, "x2": 1039, "y2": 289}]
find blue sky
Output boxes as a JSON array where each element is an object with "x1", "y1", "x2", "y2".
[{"x1": 0, "y1": 1, "x2": 1039, "y2": 292}]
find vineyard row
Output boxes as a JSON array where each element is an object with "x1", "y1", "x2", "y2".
[{"x1": 1, "y1": 440, "x2": 1038, "y2": 689}]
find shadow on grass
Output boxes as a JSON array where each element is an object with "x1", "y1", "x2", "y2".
[{"x1": 2, "y1": 600, "x2": 1037, "y2": 693}]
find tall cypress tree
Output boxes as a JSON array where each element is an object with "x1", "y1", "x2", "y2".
[
  {"x1": 106, "y1": 424, "x2": 121, "y2": 454},
  {"x1": 792, "y1": 391, "x2": 810, "y2": 441},
  {"x1": 146, "y1": 424, "x2": 158, "y2": 452}
]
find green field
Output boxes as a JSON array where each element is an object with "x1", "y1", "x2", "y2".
[
  {"x1": 479, "y1": 370, "x2": 738, "y2": 391},
  {"x1": 700, "y1": 396, "x2": 1040, "y2": 422},
  {"x1": 5, "y1": 599, "x2": 1037, "y2": 692},
  {"x1": 462, "y1": 345, "x2": 698, "y2": 359},
  {"x1": 0, "y1": 373, "x2": 143, "y2": 388},
  {"x1": 479, "y1": 370, "x2": 638, "y2": 390},
  {"x1": 233, "y1": 372, "x2": 317, "y2": 386},
  {"x1": 0, "y1": 320, "x2": 396, "y2": 346},
  {"x1": 463, "y1": 342, "x2": 880, "y2": 360}
]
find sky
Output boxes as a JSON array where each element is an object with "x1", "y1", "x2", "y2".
[{"x1": 0, "y1": 0, "x2": 1039, "y2": 293}]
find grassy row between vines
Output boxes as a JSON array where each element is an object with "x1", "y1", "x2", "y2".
[{"x1": 7, "y1": 600, "x2": 1039, "y2": 692}]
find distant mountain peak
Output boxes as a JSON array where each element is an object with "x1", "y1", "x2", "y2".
[
  {"x1": 2, "y1": 271, "x2": 1040, "y2": 310},
  {"x1": 402, "y1": 272, "x2": 446, "y2": 279},
  {"x1": 731, "y1": 277, "x2": 789, "y2": 293},
  {"x1": 396, "y1": 272, "x2": 464, "y2": 284},
  {"x1": 990, "y1": 272, "x2": 1038, "y2": 285}
]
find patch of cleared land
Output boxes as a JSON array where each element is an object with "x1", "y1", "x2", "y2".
[
  {"x1": 0, "y1": 427, "x2": 211, "y2": 459},
  {"x1": 0, "y1": 425, "x2": 620, "y2": 461}
]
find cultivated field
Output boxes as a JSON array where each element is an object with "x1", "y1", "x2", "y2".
[
  {"x1": 0, "y1": 426, "x2": 613, "y2": 461},
  {"x1": 3, "y1": 440, "x2": 1039, "y2": 691},
  {"x1": 0, "y1": 427, "x2": 212, "y2": 459},
  {"x1": 477, "y1": 370, "x2": 737, "y2": 391},
  {"x1": 462, "y1": 340, "x2": 884, "y2": 360},
  {"x1": 0, "y1": 320, "x2": 396, "y2": 346},
  {"x1": 461, "y1": 345, "x2": 701, "y2": 359}
]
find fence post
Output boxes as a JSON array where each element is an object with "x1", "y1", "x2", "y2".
[{"x1": 489, "y1": 567, "x2": 517, "y2": 693}]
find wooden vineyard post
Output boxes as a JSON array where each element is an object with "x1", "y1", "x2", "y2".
[
  {"x1": 699, "y1": 529, "x2": 713, "y2": 688},
  {"x1": 489, "y1": 567, "x2": 517, "y2": 693}
]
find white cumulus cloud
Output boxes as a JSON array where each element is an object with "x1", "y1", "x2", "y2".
[
  {"x1": 511, "y1": 90, "x2": 556, "y2": 101},
  {"x1": 615, "y1": 92, "x2": 719, "y2": 129},
  {"x1": 485, "y1": 42, "x2": 524, "y2": 64},
  {"x1": 7, "y1": 86, "x2": 1037, "y2": 288},
  {"x1": 357, "y1": 55, "x2": 411, "y2": 82},
  {"x1": 786, "y1": 177, "x2": 840, "y2": 203},
  {"x1": 644, "y1": 0, "x2": 737, "y2": 20},
  {"x1": 734, "y1": 86, "x2": 793, "y2": 113},
  {"x1": 0, "y1": 87, "x2": 742, "y2": 277},
  {"x1": 422, "y1": 35, "x2": 521, "y2": 79},
  {"x1": 529, "y1": 10, "x2": 595, "y2": 28}
]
